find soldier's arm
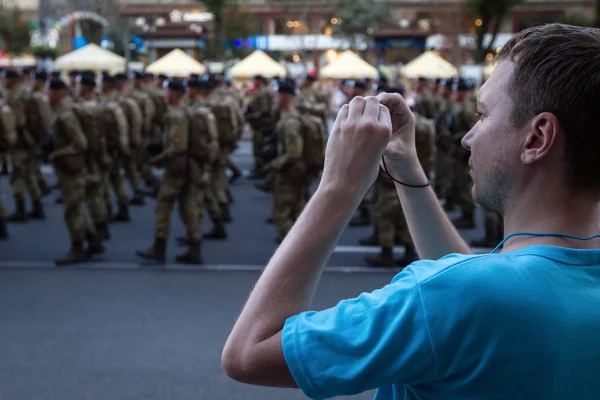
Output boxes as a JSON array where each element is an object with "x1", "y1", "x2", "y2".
[
  {"x1": 1, "y1": 106, "x2": 17, "y2": 149},
  {"x1": 150, "y1": 112, "x2": 188, "y2": 164},
  {"x1": 49, "y1": 112, "x2": 87, "y2": 159},
  {"x1": 266, "y1": 118, "x2": 303, "y2": 171},
  {"x1": 144, "y1": 97, "x2": 155, "y2": 134},
  {"x1": 206, "y1": 113, "x2": 220, "y2": 163},
  {"x1": 229, "y1": 103, "x2": 240, "y2": 137},
  {"x1": 129, "y1": 101, "x2": 143, "y2": 147},
  {"x1": 117, "y1": 108, "x2": 130, "y2": 155}
]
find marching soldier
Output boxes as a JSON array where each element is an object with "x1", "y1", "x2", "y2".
[
  {"x1": 0, "y1": 98, "x2": 16, "y2": 239},
  {"x1": 136, "y1": 79, "x2": 202, "y2": 264},
  {"x1": 448, "y1": 78, "x2": 477, "y2": 229},
  {"x1": 3, "y1": 69, "x2": 43, "y2": 222},
  {"x1": 114, "y1": 73, "x2": 145, "y2": 206},
  {"x1": 263, "y1": 78, "x2": 306, "y2": 244},
  {"x1": 434, "y1": 78, "x2": 455, "y2": 204},
  {"x1": 47, "y1": 79, "x2": 104, "y2": 265},
  {"x1": 129, "y1": 72, "x2": 158, "y2": 194},
  {"x1": 246, "y1": 75, "x2": 273, "y2": 179}
]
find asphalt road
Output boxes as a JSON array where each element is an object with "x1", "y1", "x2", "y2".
[{"x1": 0, "y1": 141, "x2": 489, "y2": 399}]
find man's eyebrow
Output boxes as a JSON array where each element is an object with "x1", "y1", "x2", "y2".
[{"x1": 476, "y1": 99, "x2": 488, "y2": 112}]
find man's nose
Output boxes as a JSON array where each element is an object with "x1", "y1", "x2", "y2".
[{"x1": 461, "y1": 126, "x2": 475, "y2": 152}]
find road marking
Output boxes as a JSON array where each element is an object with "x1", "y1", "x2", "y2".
[{"x1": 0, "y1": 261, "x2": 403, "y2": 273}]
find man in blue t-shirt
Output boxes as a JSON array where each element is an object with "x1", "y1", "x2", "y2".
[{"x1": 222, "y1": 23, "x2": 600, "y2": 399}]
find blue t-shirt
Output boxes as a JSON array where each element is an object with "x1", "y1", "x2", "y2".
[{"x1": 282, "y1": 246, "x2": 600, "y2": 399}]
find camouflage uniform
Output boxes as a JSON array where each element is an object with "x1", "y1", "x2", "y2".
[
  {"x1": 434, "y1": 94, "x2": 454, "y2": 200},
  {"x1": 0, "y1": 102, "x2": 16, "y2": 239},
  {"x1": 366, "y1": 114, "x2": 436, "y2": 267},
  {"x1": 246, "y1": 87, "x2": 273, "y2": 173},
  {"x1": 118, "y1": 93, "x2": 144, "y2": 203},
  {"x1": 137, "y1": 104, "x2": 201, "y2": 264},
  {"x1": 50, "y1": 104, "x2": 103, "y2": 264},
  {"x1": 26, "y1": 87, "x2": 52, "y2": 198},
  {"x1": 6, "y1": 86, "x2": 42, "y2": 221},
  {"x1": 448, "y1": 99, "x2": 477, "y2": 228},
  {"x1": 129, "y1": 86, "x2": 158, "y2": 188},
  {"x1": 266, "y1": 109, "x2": 306, "y2": 242}
]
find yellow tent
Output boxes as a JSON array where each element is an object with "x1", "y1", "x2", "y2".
[
  {"x1": 0, "y1": 53, "x2": 36, "y2": 67},
  {"x1": 54, "y1": 43, "x2": 126, "y2": 74},
  {"x1": 146, "y1": 49, "x2": 206, "y2": 77},
  {"x1": 401, "y1": 51, "x2": 458, "y2": 79},
  {"x1": 228, "y1": 50, "x2": 287, "y2": 79},
  {"x1": 319, "y1": 50, "x2": 378, "y2": 80}
]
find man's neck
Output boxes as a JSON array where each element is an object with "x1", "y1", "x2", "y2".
[
  {"x1": 279, "y1": 104, "x2": 293, "y2": 112},
  {"x1": 503, "y1": 178, "x2": 600, "y2": 252},
  {"x1": 83, "y1": 93, "x2": 95, "y2": 101}
]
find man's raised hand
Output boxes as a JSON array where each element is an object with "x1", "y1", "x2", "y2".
[{"x1": 319, "y1": 96, "x2": 392, "y2": 196}]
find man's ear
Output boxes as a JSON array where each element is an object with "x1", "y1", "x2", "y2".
[{"x1": 521, "y1": 112, "x2": 561, "y2": 165}]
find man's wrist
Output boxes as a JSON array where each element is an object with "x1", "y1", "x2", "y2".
[{"x1": 384, "y1": 154, "x2": 428, "y2": 185}]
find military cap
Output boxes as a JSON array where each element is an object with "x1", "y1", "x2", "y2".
[
  {"x1": 145, "y1": 72, "x2": 155, "y2": 79},
  {"x1": 132, "y1": 71, "x2": 145, "y2": 79},
  {"x1": 224, "y1": 78, "x2": 232, "y2": 85},
  {"x1": 102, "y1": 74, "x2": 116, "y2": 84},
  {"x1": 253, "y1": 75, "x2": 267, "y2": 83},
  {"x1": 114, "y1": 73, "x2": 128, "y2": 81},
  {"x1": 50, "y1": 71, "x2": 61, "y2": 79},
  {"x1": 417, "y1": 77, "x2": 428, "y2": 83},
  {"x1": 79, "y1": 76, "x2": 96, "y2": 87},
  {"x1": 187, "y1": 79, "x2": 204, "y2": 89},
  {"x1": 158, "y1": 74, "x2": 168, "y2": 80},
  {"x1": 166, "y1": 79, "x2": 186, "y2": 93},
  {"x1": 190, "y1": 73, "x2": 200, "y2": 80},
  {"x1": 386, "y1": 85, "x2": 406, "y2": 97},
  {"x1": 278, "y1": 78, "x2": 296, "y2": 96},
  {"x1": 452, "y1": 78, "x2": 469, "y2": 92},
  {"x1": 33, "y1": 71, "x2": 48, "y2": 81},
  {"x1": 81, "y1": 70, "x2": 95, "y2": 78},
  {"x1": 1, "y1": 69, "x2": 19, "y2": 79},
  {"x1": 351, "y1": 79, "x2": 367, "y2": 90},
  {"x1": 68, "y1": 70, "x2": 80, "y2": 77},
  {"x1": 48, "y1": 79, "x2": 68, "y2": 90}
]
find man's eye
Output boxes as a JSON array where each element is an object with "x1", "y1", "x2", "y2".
[{"x1": 475, "y1": 112, "x2": 485, "y2": 121}]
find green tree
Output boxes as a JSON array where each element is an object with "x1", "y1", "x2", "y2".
[
  {"x1": 0, "y1": 6, "x2": 33, "y2": 55},
  {"x1": 466, "y1": 0, "x2": 524, "y2": 63}
]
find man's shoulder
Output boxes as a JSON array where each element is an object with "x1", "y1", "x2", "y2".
[{"x1": 401, "y1": 252, "x2": 513, "y2": 286}]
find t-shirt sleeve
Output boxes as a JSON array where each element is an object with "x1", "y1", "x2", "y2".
[{"x1": 282, "y1": 269, "x2": 437, "y2": 399}]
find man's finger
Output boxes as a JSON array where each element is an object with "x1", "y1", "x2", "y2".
[
  {"x1": 362, "y1": 96, "x2": 380, "y2": 120},
  {"x1": 378, "y1": 104, "x2": 392, "y2": 129},
  {"x1": 331, "y1": 104, "x2": 349, "y2": 133},
  {"x1": 348, "y1": 96, "x2": 366, "y2": 120}
]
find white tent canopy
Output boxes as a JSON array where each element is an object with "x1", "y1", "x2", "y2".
[
  {"x1": 228, "y1": 50, "x2": 287, "y2": 79},
  {"x1": 54, "y1": 43, "x2": 126, "y2": 74},
  {"x1": 319, "y1": 50, "x2": 378, "y2": 79},
  {"x1": 146, "y1": 49, "x2": 206, "y2": 77},
  {"x1": 401, "y1": 51, "x2": 458, "y2": 79}
]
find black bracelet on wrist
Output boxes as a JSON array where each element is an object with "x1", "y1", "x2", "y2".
[{"x1": 381, "y1": 156, "x2": 431, "y2": 188}]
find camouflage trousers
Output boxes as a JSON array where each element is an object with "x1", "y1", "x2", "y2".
[
  {"x1": 434, "y1": 150, "x2": 453, "y2": 199},
  {"x1": 138, "y1": 139, "x2": 158, "y2": 186},
  {"x1": 252, "y1": 128, "x2": 263, "y2": 169},
  {"x1": 273, "y1": 176, "x2": 307, "y2": 241},
  {"x1": 109, "y1": 158, "x2": 130, "y2": 206},
  {"x1": 374, "y1": 188, "x2": 409, "y2": 249},
  {"x1": 122, "y1": 154, "x2": 142, "y2": 191},
  {"x1": 212, "y1": 149, "x2": 229, "y2": 206},
  {"x1": 10, "y1": 149, "x2": 41, "y2": 203},
  {"x1": 449, "y1": 160, "x2": 474, "y2": 216},
  {"x1": 202, "y1": 169, "x2": 221, "y2": 222},
  {"x1": 154, "y1": 175, "x2": 200, "y2": 242},
  {"x1": 85, "y1": 172, "x2": 108, "y2": 225},
  {"x1": 56, "y1": 169, "x2": 93, "y2": 243}
]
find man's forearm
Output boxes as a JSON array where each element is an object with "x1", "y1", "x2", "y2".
[
  {"x1": 224, "y1": 184, "x2": 361, "y2": 351},
  {"x1": 392, "y1": 158, "x2": 472, "y2": 259}
]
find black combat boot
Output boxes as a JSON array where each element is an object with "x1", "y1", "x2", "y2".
[
  {"x1": 453, "y1": 211, "x2": 475, "y2": 229},
  {"x1": 220, "y1": 204, "x2": 232, "y2": 223},
  {"x1": 28, "y1": 200, "x2": 45, "y2": 220},
  {"x1": 0, "y1": 219, "x2": 8, "y2": 240},
  {"x1": 7, "y1": 198, "x2": 27, "y2": 223},
  {"x1": 55, "y1": 196, "x2": 63, "y2": 204},
  {"x1": 396, "y1": 245, "x2": 418, "y2": 267},
  {"x1": 38, "y1": 179, "x2": 51, "y2": 197},
  {"x1": 349, "y1": 208, "x2": 370, "y2": 227},
  {"x1": 229, "y1": 169, "x2": 242, "y2": 184},
  {"x1": 175, "y1": 240, "x2": 202, "y2": 265},
  {"x1": 0, "y1": 161, "x2": 8, "y2": 176},
  {"x1": 365, "y1": 247, "x2": 395, "y2": 268},
  {"x1": 265, "y1": 216, "x2": 274, "y2": 224},
  {"x1": 55, "y1": 241, "x2": 88, "y2": 266},
  {"x1": 203, "y1": 219, "x2": 228, "y2": 240},
  {"x1": 129, "y1": 190, "x2": 145, "y2": 206},
  {"x1": 136, "y1": 237, "x2": 167, "y2": 262},
  {"x1": 113, "y1": 204, "x2": 131, "y2": 223},
  {"x1": 95, "y1": 222, "x2": 111, "y2": 241},
  {"x1": 86, "y1": 231, "x2": 106, "y2": 256},
  {"x1": 254, "y1": 182, "x2": 272, "y2": 194}
]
